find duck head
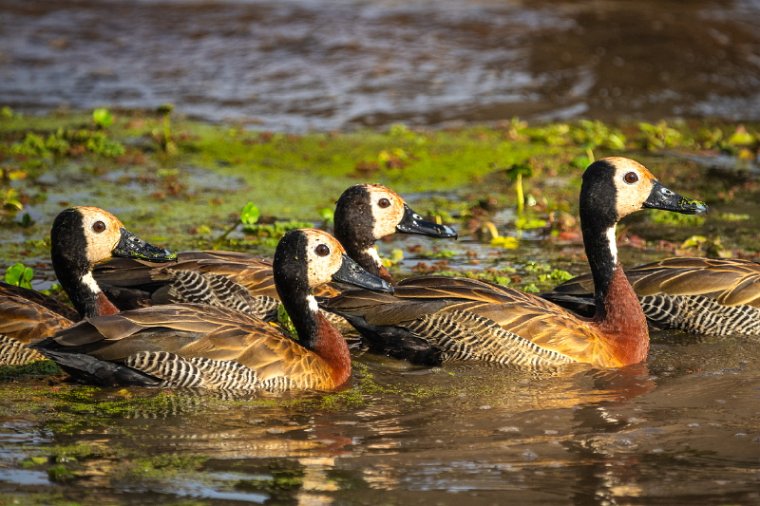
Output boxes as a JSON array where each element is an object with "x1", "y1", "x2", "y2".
[
  {"x1": 334, "y1": 184, "x2": 456, "y2": 243},
  {"x1": 581, "y1": 157, "x2": 707, "y2": 233},
  {"x1": 51, "y1": 206, "x2": 176, "y2": 316},
  {"x1": 333, "y1": 184, "x2": 457, "y2": 279},
  {"x1": 274, "y1": 228, "x2": 393, "y2": 300},
  {"x1": 580, "y1": 157, "x2": 707, "y2": 315}
]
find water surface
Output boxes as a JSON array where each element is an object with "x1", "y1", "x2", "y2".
[{"x1": 2, "y1": 0, "x2": 760, "y2": 130}]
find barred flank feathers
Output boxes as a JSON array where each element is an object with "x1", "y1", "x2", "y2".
[
  {"x1": 641, "y1": 294, "x2": 760, "y2": 336},
  {"x1": 405, "y1": 310, "x2": 574, "y2": 368},
  {"x1": 167, "y1": 270, "x2": 278, "y2": 320},
  {"x1": 125, "y1": 351, "x2": 296, "y2": 392},
  {"x1": 0, "y1": 334, "x2": 46, "y2": 366}
]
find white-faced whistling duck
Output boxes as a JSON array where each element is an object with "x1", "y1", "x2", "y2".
[
  {"x1": 323, "y1": 158, "x2": 708, "y2": 369},
  {"x1": 0, "y1": 207, "x2": 175, "y2": 365},
  {"x1": 93, "y1": 184, "x2": 456, "y2": 321},
  {"x1": 34, "y1": 229, "x2": 393, "y2": 392}
]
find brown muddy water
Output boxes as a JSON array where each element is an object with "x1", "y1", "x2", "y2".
[{"x1": 2, "y1": 0, "x2": 760, "y2": 130}]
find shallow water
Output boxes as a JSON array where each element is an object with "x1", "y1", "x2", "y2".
[
  {"x1": 3, "y1": 0, "x2": 760, "y2": 130},
  {"x1": 1, "y1": 143, "x2": 759, "y2": 504},
  {"x1": 0, "y1": 334, "x2": 758, "y2": 505}
]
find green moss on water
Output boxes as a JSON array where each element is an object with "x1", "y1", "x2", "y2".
[
  {"x1": 47, "y1": 463, "x2": 77, "y2": 483},
  {"x1": 234, "y1": 469, "x2": 304, "y2": 493},
  {"x1": 2, "y1": 110, "x2": 759, "y2": 268},
  {"x1": 125, "y1": 453, "x2": 207, "y2": 481},
  {"x1": 649, "y1": 209, "x2": 706, "y2": 227},
  {"x1": 0, "y1": 359, "x2": 61, "y2": 380}
]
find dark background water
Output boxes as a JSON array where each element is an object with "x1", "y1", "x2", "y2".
[{"x1": 2, "y1": 0, "x2": 760, "y2": 130}]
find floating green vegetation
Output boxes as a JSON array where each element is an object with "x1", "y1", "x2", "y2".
[
  {"x1": 125, "y1": 453, "x2": 207, "y2": 481},
  {"x1": 1, "y1": 108, "x2": 758, "y2": 269},
  {"x1": 0, "y1": 359, "x2": 60, "y2": 380},
  {"x1": 4, "y1": 261, "x2": 34, "y2": 288},
  {"x1": 317, "y1": 362, "x2": 442, "y2": 411},
  {"x1": 648, "y1": 209, "x2": 706, "y2": 227},
  {"x1": 234, "y1": 468, "x2": 304, "y2": 494}
]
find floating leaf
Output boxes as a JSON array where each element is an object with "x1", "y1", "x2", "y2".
[
  {"x1": 240, "y1": 202, "x2": 260, "y2": 226},
  {"x1": 1, "y1": 188, "x2": 23, "y2": 211},
  {"x1": 727, "y1": 126, "x2": 755, "y2": 147},
  {"x1": 515, "y1": 216, "x2": 547, "y2": 230},
  {"x1": 92, "y1": 108, "x2": 114, "y2": 129},
  {"x1": 490, "y1": 236, "x2": 519, "y2": 249},
  {"x1": 5, "y1": 263, "x2": 34, "y2": 289},
  {"x1": 718, "y1": 212, "x2": 749, "y2": 222}
]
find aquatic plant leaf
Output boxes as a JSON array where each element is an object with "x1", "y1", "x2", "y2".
[
  {"x1": 490, "y1": 236, "x2": 519, "y2": 249},
  {"x1": 240, "y1": 202, "x2": 260, "y2": 226},
  {"x1": 4, "y1": 263, "x2": 34, "y2": 289},
  {"x1": 92, "y1": 108, "x2": 114, "y2": 129}
]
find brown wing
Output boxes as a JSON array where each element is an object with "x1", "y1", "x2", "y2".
[
  {"x1": 326, "y1": 276, "x2": 616, "y2": 367},
  {"x1": 549, "y1": 257, "x2": 760, "y2": 308},
  {"x1": 96, "y1": 250, "x2": 342, "y2": 309},
  {"x1": 46, "y1": 304, "x2": 337, "y2": 390},
  {"x1": 0, "y1": 283, "x2": 76, "y2": 344},
  {"x1": 94, "y1": 251, "x2": 278, "y2": 309}
]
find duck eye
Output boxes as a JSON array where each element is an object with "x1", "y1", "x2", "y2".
[
  {"x1": 623, "y1": 172, "x2": 639, "y2": 184},
  {"x1": 92, "y1": 221, "x2": 106, "y2": 233},
  {"x1": 378, "y1": 198, "x2": 391, "y2": 209},
  {"x1": 315, "y1": 244, "x2": 330, "y2": 257}
]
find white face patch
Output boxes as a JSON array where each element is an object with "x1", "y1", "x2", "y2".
[
  {"x1": 367, "y1": 186, "x2": 405, "y2": 239},
  {"x1": 606, "y1": 226, "x2": 618, "y2": 266},
  {"x1": 303, "y1": 229, "x2": 346, "y2": 288},
  {"x1": 604, "y1": 157, "x2": 656, "y2": 219},
  {"x1": 77, "y1": 207, "x2": 125, "y2": 265},
  {"x1": 363, "y1": 246, "x2": 383, "y2": 269}
]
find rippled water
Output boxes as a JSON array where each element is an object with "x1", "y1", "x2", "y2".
[
  {"x1": 2, "y1": 0, "x2": 760, "y2": 130},
  {"x1": 1, "y1": 336, "x2": 759, "y2": 504}
]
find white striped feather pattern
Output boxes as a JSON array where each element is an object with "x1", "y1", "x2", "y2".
[
  {"x1": 125, "y1": 351, "x2": 296, "y2": 392},
  {"x1": 403, "y1": 310, "x2": 574, "y2": 368},
  {"x1": 0, "y1": 334, "x2": 46, "y2": 366},
  {"x1": 166, "y1": 270, "x2": 279, "y2": 320},
  {"x1": 641, "y1": 294, "x2": 760, "y2": 336}
]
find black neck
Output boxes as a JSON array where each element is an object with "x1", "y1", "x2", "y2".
[
  {"x1": 283, "y1": 291, "x2": 321, "y2": 350},
  {"x1": 52, "y1": 249, "x2": 100, "y2": 318},
  {"x1": 581, "y1": 220, "x2": 617, "y2": 317},
  {"x1": 273, "y1": 232, "x2": 321, "y2": 350},
  {"x1": 345, "y1": 246, "x2": 381, "y2": 277},
  {"x1": 579, "y1": 163, "x2": 620, "y2": 319}
]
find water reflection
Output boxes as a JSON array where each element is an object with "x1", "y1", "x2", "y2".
[{"x1": 0, "y1": 331, "x2": 758, "y2": 503}]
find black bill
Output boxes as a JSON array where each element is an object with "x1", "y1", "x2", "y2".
[
  {"x1": 113, "y1": 228, "x2": 177, "y2": 262},
  {"x1": 395, "y1": 204, "x2": 458, "y2": 238},
  {"x1": 333, "y1": 254, "x2": 394, "y2": 293},
  {"x1": 644, "y1": 181, "x2": 708, "y2": 215}
]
